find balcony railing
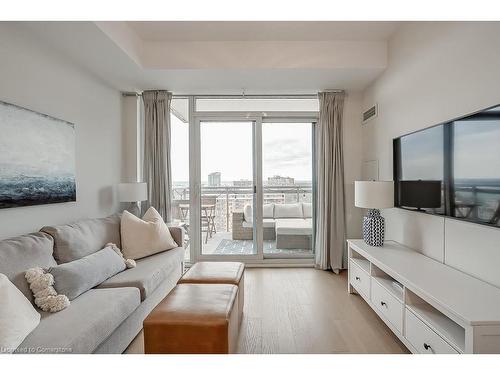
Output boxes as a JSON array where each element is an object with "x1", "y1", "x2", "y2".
[{"x1": 171, "y1": 184, "x2": 313, "y2": 232}]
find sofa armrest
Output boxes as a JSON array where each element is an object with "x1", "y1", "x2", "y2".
[{"x1": 168, "y1": 225, "x2": 185, "y2": 248}]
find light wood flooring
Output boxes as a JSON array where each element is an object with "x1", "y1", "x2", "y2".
[{"x1": 125, "y1": 268, "x2": 409, "y2": 354}]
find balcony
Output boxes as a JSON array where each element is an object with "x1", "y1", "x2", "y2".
[{"x1": 171, "y1": 184, "x2": 314, "y2": 258}]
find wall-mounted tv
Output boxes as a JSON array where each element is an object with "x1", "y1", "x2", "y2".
[{"x1": 393, "y1": 104, "x2": 500, "y2": 228}]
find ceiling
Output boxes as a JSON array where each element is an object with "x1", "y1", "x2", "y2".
[
  {"x1": 127, "y1": 21, "x2": 400, "y2": 42},
  {"x1": 18, "y1": 21, "x2": 403, "y2": 94}
]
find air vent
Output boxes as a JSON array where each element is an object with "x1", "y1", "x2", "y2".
[{"x1": 362, "y1": 104, "x2": 378, "y2": 124}]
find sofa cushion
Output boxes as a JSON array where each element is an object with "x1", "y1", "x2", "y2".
[
  {"x1": 275, "y1": 218, "x2": 313, "y2": 235},
  {"x1": 49, "y1": 246, "x2": 126, "y2": 301},
  {"x1": 15, "y1": 287, "x2": 140, "y2": 354},
  {"x1": 274, "y1": 203, "x2": 304, "y2": 218},
  {"x1": 302, "y1": 203, "x2": 313, "y2": 218},
  {"x1": 41, "y1": 214, "x2": 121, "y2": 264},
  {"x1": 97, "y1": 246, "x2": 184, "y2": 301},
  {"x1": 0, "y1": 232, "x2": 57, "y2": 303},
  {"x1": 0, "y1": 274, "x2": 41, "y2": 353},
  {"x1": 242, "y1": 218, "x2": 276, "y2": 228}
]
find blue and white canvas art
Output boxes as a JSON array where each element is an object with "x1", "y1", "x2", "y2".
[{"x1": 0, "y1": 100, "x2": 76, "y2": 209}]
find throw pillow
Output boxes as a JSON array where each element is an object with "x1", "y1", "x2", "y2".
[
  {"x1": 47, "y1": 245, "x2": 127, "y2": 300},
  {"x1": 0, "y1": 273, "x2": 41, "y2": 353},
  {"x1": 121, "y1": 207, "x2": 178, "y2": 260},
  {"x1": 25, "y1": 268, "x2": 70, "y2": 313}
]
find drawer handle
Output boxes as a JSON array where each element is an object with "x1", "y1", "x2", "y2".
[
  {"x1": 423, "y1": 343, "x2": 432, "y2": 351},
  {"x1": 380, "y1": 301, "x2": 387, "y2": 307},
  {"x1": 355, "y1": 276, "x2": 360, "y2": 281}
]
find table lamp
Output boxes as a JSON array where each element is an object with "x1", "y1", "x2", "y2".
[
  {"x1": 355, "y1": 181, "x2": 394, "y2": 247},
  {"x1": 118, "y1": 182, "x2": 148, "y2": 216}
]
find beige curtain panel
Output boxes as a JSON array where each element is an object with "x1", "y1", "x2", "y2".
[
  {"x1": 142, "y1": 90, "x2": 172, "y2": 222},
  {"x1": 315, "y1": 92, "x2": 347, "y2": 272}
]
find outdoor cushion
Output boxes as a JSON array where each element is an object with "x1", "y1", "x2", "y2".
[
  {"x1": 274, "y1": 203, "x2": 304, "y2": 218},
  {"x1": 41, "y1": 214, "x2": 121, "y2": 264},
  {"x1": 0, "y1": 232, "x2": 57, "y2": 303},
  {"x1": 49, "y1": 246, "x2": 126, "y2": 300},
  {"x1": 242, "y1": 218, "x2": 276, "y2": 228},
  {"x1": 275, "y1": 218, "x2": 313, "y2": 235},
  {"x1": 243, "y1": 204, "x2": 253, "y2": 222},
  {"x1": 243, "y1": 204, "x2": 274, "y2": 222},
  {"x1": 97, "y1": 246, "x2": 184, "y2": 301},
  {"x1": 302, "y1": 203, "x2": 313, "y2": 218},
  {"x1": 263, "y1": 204, "x2": 275, "y2": 218},
  {"x1": 16, "y1": 287, "x2": 140, "y2": 354}
]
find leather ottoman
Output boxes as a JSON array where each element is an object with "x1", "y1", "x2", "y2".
[
  {"x1": 178, "y1": 262, "x2": 244, "y2": 323},
  {"x1": 143, "y1": 283, "x2": 239, "y2": 354}
]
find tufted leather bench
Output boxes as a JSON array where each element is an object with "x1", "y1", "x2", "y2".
[
  {"x1": 178, "y1": 261, "x2": 244, "y2": 324},
  {"x1": 143, "y1": 283, "x2": 239, "y2": 354}
]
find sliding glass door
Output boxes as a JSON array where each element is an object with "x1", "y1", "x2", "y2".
[
  {"x1": 261, "y1": 122, "x2": 314, "y2": 258},
  {"x1": 184, "y1": 96, "x2": 318, "y2": 264},
  {"x1": 199, "y1": 120, "x2": 257, "y2": 256}
]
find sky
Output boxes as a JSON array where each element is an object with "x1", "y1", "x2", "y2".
[{"x1": 170, "y1": 115, "x2": 313, "y2": 183}]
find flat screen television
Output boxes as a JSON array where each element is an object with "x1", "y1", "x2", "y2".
[{"x1": 393, "y1": 104, "x2": 500, "y2": 228}]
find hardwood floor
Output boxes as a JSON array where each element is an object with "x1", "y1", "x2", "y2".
[{"x1": 124, "y1": 268, "x2": 409, "y2": 354}]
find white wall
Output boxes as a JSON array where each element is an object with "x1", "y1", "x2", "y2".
[
  {"x1": 362, "y1": 22, "x2": 500, "y2": 287},
  {"x1": 0, "y1": 23, "x2": 123, "y2": 239}
]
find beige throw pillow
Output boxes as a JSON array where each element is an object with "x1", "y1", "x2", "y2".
[{"x1": 120, "y1": 207, "x2": 178, "y2": 260}]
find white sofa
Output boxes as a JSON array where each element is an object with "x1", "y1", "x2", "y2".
[{"x1": 232, "y1": 202, "x2": 312, "y2": 249}]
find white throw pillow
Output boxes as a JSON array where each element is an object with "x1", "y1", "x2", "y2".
[
  {"x1": 243, "y1": 204, "x2": 253, "y2": 222},
  {"x1": 0, "y1": 273, "x2": 41, "y2": 353},
  {"x1": 120, "y1": 207, "x2": 178, "y2": 260},
  {"x1": 243, "y1": 203, "x2": 275, "y2": 222},
  {"x1": 302, "y1": 202, "x2": 313, "y2": 218}
]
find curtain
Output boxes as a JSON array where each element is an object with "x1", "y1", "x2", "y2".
[
  {"x1": 142, "y1": 90, "x2": 172, "y2": 222},
  {"x1": 314, "y1": 92, "x2": 346, "y2": 273}
]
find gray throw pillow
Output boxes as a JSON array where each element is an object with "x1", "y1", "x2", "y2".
[{"x1": 48, "y1": 246, "x2": 126, "y2": 300}]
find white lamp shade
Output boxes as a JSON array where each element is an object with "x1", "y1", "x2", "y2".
[
  {"x1": 355, "y1": 181, "x2": 394, "y2": 209},
  {"x1": 118, "y1": 182, "x2": 148, "y2": 202}
]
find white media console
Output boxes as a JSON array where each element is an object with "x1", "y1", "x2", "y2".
[{"x1": 347, "y1": 239, "x2": 500, "y2": 353}]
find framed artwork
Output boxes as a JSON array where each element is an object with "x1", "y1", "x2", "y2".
[{"x1": 0, "y1": 100, "x2": 76, "y2": 209}]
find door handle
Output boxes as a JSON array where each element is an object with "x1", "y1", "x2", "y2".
[
  {"x1": 423, "y1": 343, "x2": 432, "y2": 351},
  {"x1": 380, "y1": 301, "x2": 387, "y2": 307},
  {"x1": 355, "y1": 276, "x2": 360, "y2": 281}
]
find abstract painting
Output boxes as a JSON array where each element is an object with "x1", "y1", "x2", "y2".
[{"x1": 0, "y1": 100, "x2": 76, "y2": 209}]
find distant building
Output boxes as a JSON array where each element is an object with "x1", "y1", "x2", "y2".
[
  {"x1": 267, "y1": 175, "x2": 294, "y2": 186},
  {"x1": 233, "y1": 179, "x2": 252, "y2": 187},
  {"x1": 208, "y1": 172, "x2": 221, "y2": 186}
]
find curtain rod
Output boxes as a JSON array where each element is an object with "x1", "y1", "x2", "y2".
[{"x1": 122, "y1": 91, "x2": 343, "y2": 99}]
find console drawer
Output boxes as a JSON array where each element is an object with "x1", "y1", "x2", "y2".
[
  {"x1": 405, "y1": 309, "x2": 459, "y2": 354},
  {"x1": 371, "y1": 279, "x2": 403, "y2": 332},
  {"x1": 349, "y1": 260, "x2": 370, "y2": 298}
]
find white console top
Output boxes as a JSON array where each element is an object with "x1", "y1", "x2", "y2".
[{"x1": 347, "y1": 239, "x2": 500, "y2": 326}]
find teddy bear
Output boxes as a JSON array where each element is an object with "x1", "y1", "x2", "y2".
[{"x1": 25, "y1": 267, "x2": 70, "y2": 313}]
